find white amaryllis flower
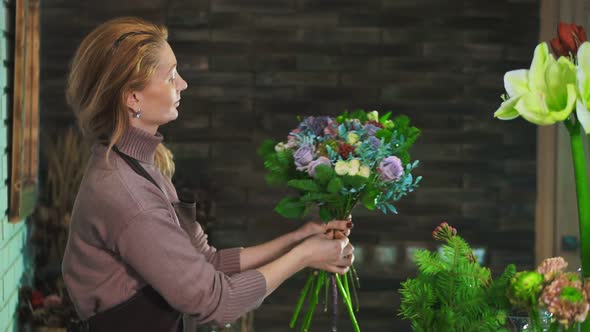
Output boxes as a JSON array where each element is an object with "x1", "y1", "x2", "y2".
[{"x1": 494, "y1": 42, "x2": 577, "y2": 126}]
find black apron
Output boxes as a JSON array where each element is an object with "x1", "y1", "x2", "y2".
[{"x1": 67, "y1": 146, "x2": 198, "y2": 332}]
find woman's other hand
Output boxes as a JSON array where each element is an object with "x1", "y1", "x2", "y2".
[
  {"x1": 295, "y1": 233, "x2": 354, "y2": 275},
  {"x1": 295, "y1": 214, "x2": 353, "y2": 242}
]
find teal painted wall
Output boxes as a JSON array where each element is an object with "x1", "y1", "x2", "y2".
[{"x1": 0, "y1": 1, "x2": 34, "y2": 331}]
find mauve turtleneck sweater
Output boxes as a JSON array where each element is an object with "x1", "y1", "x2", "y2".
[{"x1": 62, "y1": 125, "x2": 266, "y2": 325}]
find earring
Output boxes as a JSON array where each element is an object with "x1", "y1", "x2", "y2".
[{"x1": 135, "y1": 108, "x2": 141, "y2": 118}]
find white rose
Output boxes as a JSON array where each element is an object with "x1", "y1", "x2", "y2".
[
  {"x1": 367, "y1": 110, "x2": 379, "y2": 121},
  {"x1": 335, "y1": 160, "x2": 350, "y2": 176},
  {"x1": 274, "y1": 142, "x2": 287, "y2": 152},
  {"x1": 359, "y1": 165, "x2": 371, "y2": 178},
  {"x1": 347, "y1": 132, "x2": 360, "y2": 145},
  {"x1": 348, "y1": 159, "x2": 361, "y2": 176}
]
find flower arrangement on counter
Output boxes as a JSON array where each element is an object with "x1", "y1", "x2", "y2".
[{"x1": 508, "y1": 257, "x2": 590, "y2": 331}]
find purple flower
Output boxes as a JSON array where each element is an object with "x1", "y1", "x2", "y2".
[
  {"x1": 300, "y1": 116, "x2": 335, "y2": 136},
  {"x1": 363, "y1": 123, "x2": 380, "y2": 136},
  {"x1": 368, "y1": 136, "x2": 381, "y2": 149},
  {"x1": 378, "y1": 156, "x2": 403, "y2": 181},
  {"x1": 307, "y1": 157, "x2": 332, "y2": 177},
  {"x1": 294, "y1": 145, "x2": 315, "y2": 170}
]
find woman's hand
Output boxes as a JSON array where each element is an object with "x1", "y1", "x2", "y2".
[
  {"x1": 294, "y1": 215, "x2": 353, "y2": 243},
  {"x1": 295, "y1": 233, "x2": 354, "y2": 275}
]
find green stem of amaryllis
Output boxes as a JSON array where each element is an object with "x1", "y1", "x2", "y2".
[
  {"x1": 335, "y1": 274, "x2": 361, "y2": 332},
  {"x1": 566, "y1": 121, "x2": 590, "y2": 278},
  {"x1": 290, "y1": 272, "x2": 315, "y2": 328},
  {"x1": 564, "y1": 120, "x2": 590, "y2": 332}
]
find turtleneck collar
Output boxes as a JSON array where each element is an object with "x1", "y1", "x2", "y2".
[{"x1": 115, "y1": 125, "x2": 163, "y2": 164}]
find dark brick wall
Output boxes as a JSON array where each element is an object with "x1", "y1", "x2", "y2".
[{"x1": 40, "y1": 0, "x2": 540, "y2": 331}]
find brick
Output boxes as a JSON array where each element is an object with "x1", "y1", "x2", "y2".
[
  {"x1": 166, "y1": 8, "x2": 209, "y2": 31},
  {"x1": 297, "y1": 87, "x2": 379, "y2": 102},
  {"x1": 210, "y1": 142, "x2": 257, "y2": 169},
  {"x1": 208, "y1": 12, "x2": 253, "y2": 29},
  {"x1": 253, "y1": 87, "x2": 296, "y2": 100},
  {"x1": 177, "y1": 55, "x2": 209, "y2": 72},
  {"x1": 211, "y1": 28, "x2": 298, "y2": 43},
  {"x1": 253, "y1": 55, "x2": 297, "y2": 72},
  {"x1": 255, "y1": 13, "x2": 339, "y2": 28},
  {"x1": 211, "y1": 0, "x2": 295, "y2": 13},
  {"x1": 184, "y1": 72, "x2": 253, "y2": 86},
  {"x1": 299, "y1": 28, "x2": 381, "y2": 44},
  {"x1": 168, "y1": 0, "x2": 209, "y2": 10},
  {"x1": 208, "y1": 55, "x2": 252, "y2": 72},
  {"x1": 296, "y1": 55, "x2": 380, "y2": 72},
  {"x1": 296, "y1": 0, "x2": 381, "y2": 12},
  {"x1": 255, "y1": 72, "x2": 338, "y2": 87},
  {"x1": 168, "y1": 28, "x2": 210, "y2": 42}
]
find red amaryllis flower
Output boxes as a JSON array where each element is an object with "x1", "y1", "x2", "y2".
[{"x1": 550, "y1": 22, "x2": 587, "y2": 57}]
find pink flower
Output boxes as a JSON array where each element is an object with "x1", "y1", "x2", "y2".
[
  {"x1": 536, "y1": 257, "x2": 568, "y2": 282},
  {"x1": 539, "y1": 273, "x2": 589, "y2": 328}
]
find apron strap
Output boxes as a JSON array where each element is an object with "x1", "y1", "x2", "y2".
[{"x1": 112, "y1": 145, "x2": 163, "y2": 193}]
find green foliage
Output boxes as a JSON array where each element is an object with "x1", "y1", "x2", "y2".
[
  {"x1": 399, "y1": 226, "x2": 515, "y2": 332},
  {"x1": 261, "y1": 147, "x2": 299, "y2": 185},
  {"x1": 392, "y1": 115, "x2": 421, "y2": 164}
]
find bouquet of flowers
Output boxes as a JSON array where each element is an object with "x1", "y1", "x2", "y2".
[
  {"x1": 508, "y1": 257, "x2": 590, "y2": 331},
  {"x1": 493, "y1": 22, "x2": 590, "y2": 331},
  {"x1": 258, "y1": 109, "x2": 421, "y2": 332}
]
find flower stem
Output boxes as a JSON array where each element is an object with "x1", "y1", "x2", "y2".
[
  {"x1": 290, "y1": 272, "x2": 315, "y2": 328},
  {"x1": 301, "y1": 271, "x2": 325, "y2": 332},
  {"x1": 335, "y1": 274, "x2": 361, "y2": 332},
  {"x1": 343, "y1": 269, "x2": 350, "y2": 301},
  {"x1": 564, "y1": 122, "x2": 590, "y2": 332},
  {"x1": 348, "y1": 269, "x2": 360, "y2": 311},
  {"x1": 529, "y1": 306, "x2": 542, "y2": 332}
]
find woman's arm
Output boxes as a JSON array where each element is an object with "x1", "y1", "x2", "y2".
[
  {"x1": 240, "y1": 219, "x2": 352, "y2": 271},
  {"x1": 257, "y1": 233, "x2": 353, "y2": 296}
]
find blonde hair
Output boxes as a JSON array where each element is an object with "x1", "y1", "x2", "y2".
[{"x1": 66, "y1": 17, "x2": 175, "y2": 178}]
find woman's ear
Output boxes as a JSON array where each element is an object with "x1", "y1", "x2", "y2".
[{"x1": 125, "y1": 91, "x2": 140, "y2": 111}]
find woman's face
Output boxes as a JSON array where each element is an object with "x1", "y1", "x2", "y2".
[{"x1": 128, "y1": 42, "x2": 188, "y2": 133}]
